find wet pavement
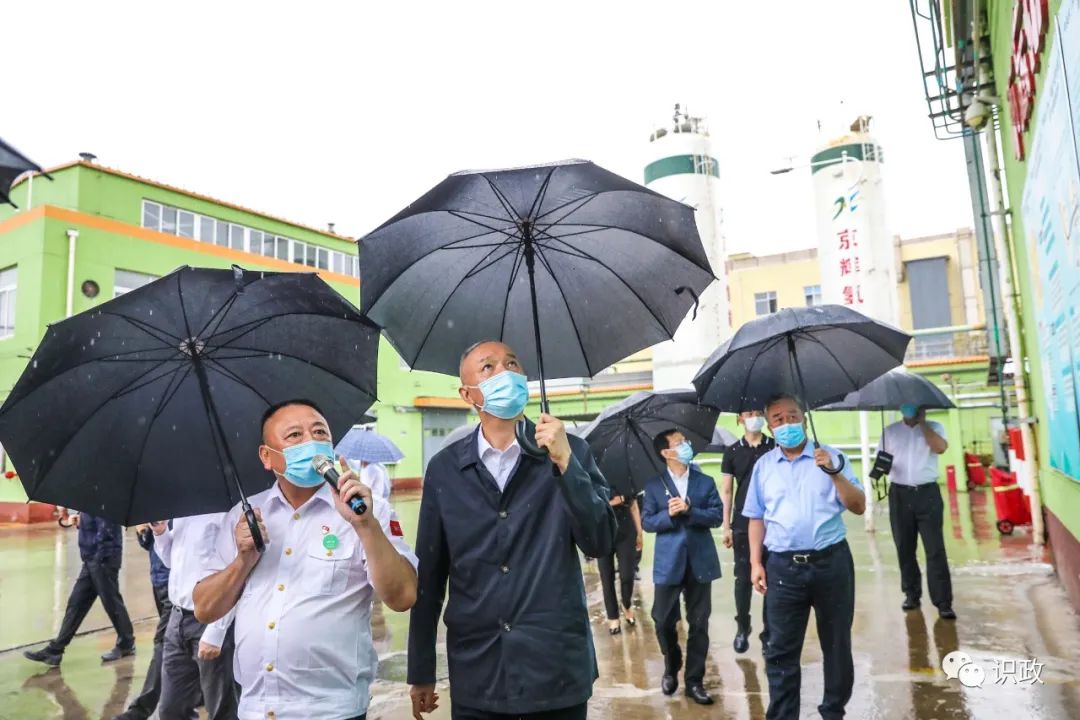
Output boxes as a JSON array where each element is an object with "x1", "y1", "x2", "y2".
[{"x1": 2, "y1": 489, "x2": 1079, "y2": 719}]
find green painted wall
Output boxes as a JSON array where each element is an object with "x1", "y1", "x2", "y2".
[
  {"x1": 0, "y1": 164, "x2": 458, "y2": 503},
  {"x1": 986, "y1": 0, "x2": 1080, "y2": 542}
]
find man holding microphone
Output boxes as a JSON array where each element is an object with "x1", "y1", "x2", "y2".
[{"x1": 194, "y1": 400, "x2": 418, "y2": 720}]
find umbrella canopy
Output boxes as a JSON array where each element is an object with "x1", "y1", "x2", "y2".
[
  {"x1": 818, "y1": 368, "x2": 956, "y2": 411},
  {"x1": 0, "y1": 137, "x2": 52, "y2": 207},
  {"x1": 335, "y1": 427, "x2": 404, "y2": 464},
  {"x1": 0, "y1": 266, "x2": 379, "y2": 528},
  {"x1": 694, "y1": 305, "x2": 910, "y2": 413},
  {"x1": 358, "y1": 160, "x2": 714, "y2": 411},
  {"x1": 703, "y1": 425, "x2": 739, "y2": 454},
  {"x1": 579, "y1": 390, "x2": 719, "y2": 496}
]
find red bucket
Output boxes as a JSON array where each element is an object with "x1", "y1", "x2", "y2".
[{"x1": 989, "y1": 467, "x2": 1032, "y2": 534}]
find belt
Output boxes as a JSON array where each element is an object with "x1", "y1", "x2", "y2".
[
  {"x1": 771, "y1": 539, "x2": 847, "y2": 565},
  {"x1": 890, "y1": 482, "x2": 939, "y2": 491}
]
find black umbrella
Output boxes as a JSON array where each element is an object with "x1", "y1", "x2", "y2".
[
  {"x1": 1, "y1": 137, "x2": 52, "y2": 207},
  {"x1": 579, "y1": 390, "x2": 719, "y2": 495},
  {"x1": 703, "y1": 425, "x2": 739, "y2": 454},
  {"x1": 0, "y1": 266, "x2": 379, "y2": 550},
  {"x1": 818, "y1": 368, "x2": 956, "y2": 411},
  {"x1": 358, "y1": 159, "x2": 714, "y2": 417},
  {"x1": 692, "y1": 305, "x2": 910, "y2": 444}
]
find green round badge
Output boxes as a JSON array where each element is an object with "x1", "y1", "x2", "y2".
[{"x1": 322, "y1": 534, "x2": 339, "y2": 550}]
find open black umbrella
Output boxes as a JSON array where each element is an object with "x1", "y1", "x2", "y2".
[
  {"x1": 692, "y1": 305, "x2": 910, "y2": 444},
  {"x1": 1, "y1": 137, "x2": 52, "y2": 207},
  {"x1": 0, "y1": 266, "x2": 379, "y2": 549},
  {"x1": 819, "y1": 368, "x2": 955, "y2": 411},
  {"x1": 579, "y1": 390, "x2": 719, "y2": 495},
  {"x1": 358, "y1": 160, "x2": 714, "y2": 418},
  {"x1": 703, "y1": 425, "x2": 739, "y2": 454}
]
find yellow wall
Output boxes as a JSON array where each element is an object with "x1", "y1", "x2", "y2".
[{"x1": 727, "y1": 230, "x2": 983, "y2": 332}]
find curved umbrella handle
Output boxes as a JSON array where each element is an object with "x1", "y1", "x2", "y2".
[
  {"x1": 515, "y1": 417, "x2": 549, "y2": 459},
  {"x1": 675, "y1": 286, "x2": 700, "y2": 320}
]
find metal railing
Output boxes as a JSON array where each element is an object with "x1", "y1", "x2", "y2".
[{"x1": 905, "y1": 324, "x2": 990, "y2": 362}]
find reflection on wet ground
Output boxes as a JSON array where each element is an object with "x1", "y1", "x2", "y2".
[{"x1": 2, "y1": 489, "x2": 1079, "y2": 719}]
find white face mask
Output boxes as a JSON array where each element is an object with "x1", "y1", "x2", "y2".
[{"x1": 744, "y1": 416, "x2": 766, "y2": 433}]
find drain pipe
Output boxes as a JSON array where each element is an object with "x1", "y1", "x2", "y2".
[
  {"x1": 974, "y1": 11, "x2": 1044, "y2": 544},
  {"x1": 65, "y1": 230, "x2": 79, "y2": 318}
]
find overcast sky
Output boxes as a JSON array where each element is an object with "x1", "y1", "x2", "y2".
[{"x1": 6, "y1": 0, "x2": 974, "y2": 254}]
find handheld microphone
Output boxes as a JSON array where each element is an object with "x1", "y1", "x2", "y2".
[{"x1": 312, "y1": 454, "x2": 367, "y2": 515}]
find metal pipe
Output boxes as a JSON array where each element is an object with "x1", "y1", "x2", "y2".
[
  {"x1": 65, "y1": 230, "x2": 78, "y2": 318},
  {"x1": 975, "y1": 9, "x2": 1045, "y2": 544},
  {"x1": 907, "y1": 322, "x2": 986, "y2": 335},
  {"x1": 860, "y1": 410, "x2": 874, "y2": 531}
]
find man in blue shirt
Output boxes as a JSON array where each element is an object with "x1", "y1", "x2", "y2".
[
  {"x1": 641, "y1": 428, "x2": 723, "y2": 706},
  {"x1": 742, "y1": 394, "x2": 865, "y2": 720},
  {"x1": 24, "y1": 512, "x2": 136, "y2": 666}
]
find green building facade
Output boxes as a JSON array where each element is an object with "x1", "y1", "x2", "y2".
[{"x1": 0, "y1": 161, "x2": 461, "y2": 512}]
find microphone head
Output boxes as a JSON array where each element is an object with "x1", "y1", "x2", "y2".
[{"x1": 311, "y1": 454, "x2": 334, "y2": 474}]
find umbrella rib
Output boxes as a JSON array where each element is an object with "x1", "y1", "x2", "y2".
[
  {"x1": 531, "y1": 244, "x2": 595, "y2": 377},
  {"x1": 497, "y1": 246, "x2": 526, "y2": 345},
  {"x1": 534, "y1": 192, "x2": 599, "y2": 225},
  {"x1": 481, "y1": 176, "x2": 524, "y2": 224},
  {"x1": 28, "y1": 359, "x2": 180, "y2": 494},
  {"x1": 202, "y1": 316, "x2": 275, "y2": 350},
  {"x1": 101, "y1": 312, "x2": 182, "y2": 347},
  {"x1": 731, "y1": 335, "x2": 786, "y2": 411},
  {"x1": 526, "y1": 166, "x2": 558, "y2": 221},
  {"x1": 204, "y1": 356, "x2": 274, "y2": 407},
  {"x1": 194, "y1": 292, "x2": 242, "y2": 345},
  {"x1": 799, "y1": 330, "x2": 860, "y2": 392},
  {"x1": 463, "y1": 245, "x2": 521, "y2": 280},
  {"x1": 532, "y1": 229, "x2": 676, "y2": 341},
  {"x1": 112, "y1": 363, "x2": 195, "y2": 400},
  {"x1": 536, "y1": 221, "x2": 713, "y2": 274},
  {"x1": 446, "y1": 210, "x2": 522, "y2": 244},
  {"x1": 407, "y1": 241, "x2": 522, "y2": 368},
  {"x1": 212, "y1": 346, "x2": 376, "y2": 399}
]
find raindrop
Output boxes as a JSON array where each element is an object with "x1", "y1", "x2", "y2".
[
  {"x1": 89, "y1": 338, "x2": 96, "y2": 346},
  {"x1": 447, "y1": 320, "x2": 455, "y2": 329},
  {"x1": 149, "y1": 309, "x2": 154, "y2": 316},
  {"x1": 32, "y1": 360, "x2": 38, "y2": 369},
  {"x1": 136, "y1": 416, "x2": 147, "y2": 426}
]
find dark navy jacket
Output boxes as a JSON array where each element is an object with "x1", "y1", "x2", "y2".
[
  {"x1": 408, "y1": 429, "x2": 616, "y2": 714},
  {"x1": 136, "y1": 527, "x2": 170, "y2": 588},
  {"x1": 642, "y1": 467, "x2": 724, "y2": 586},
  {"x1": 77, "y1": 514, "x2": 124, "y2": 566}
]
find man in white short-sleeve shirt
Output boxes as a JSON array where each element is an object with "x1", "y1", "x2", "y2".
[
  {"x1": 194, "y1": 400, "x2": 418, "y2": 720},
  {"x1": 879, "y1": 403, "x2": 954, "y2": 619}
]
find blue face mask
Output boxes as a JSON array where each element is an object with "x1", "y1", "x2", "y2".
[
  {"x1": 674, "y1": 441, "x2": 695, "y2": 465},
  {"x1": 900, "y1": 404, "x2": 919, "y2": 419},
  {"x1": 773, "y1": 423, "x2": 807, "y2": 449},
  {"x1": 467, "y1": 371, "x2": 530, "y2": 420},
  {"x1": 270, "y1": 440, "x2": 336, "y2": 488}
]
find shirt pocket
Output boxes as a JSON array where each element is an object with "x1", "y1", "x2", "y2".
[{"x1": 304, "y1": 540, "x2": 356, "y2": 595}]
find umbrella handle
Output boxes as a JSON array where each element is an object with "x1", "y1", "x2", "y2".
[
  {"x1": 243, "y1": 503, "x2": 265, "y2": 554},
  {"x1": 515, "y1": 417, "x2": 549, "y2": 459}
]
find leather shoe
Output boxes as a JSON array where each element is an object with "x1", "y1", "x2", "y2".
[
  {"x1": 661, "y1": 673, "x2": 678, "y2": 696},
  {"x1": 101, "y1": 645, "x2": 135, "y2": 662},
  {"x1": 902, "y1": 595, "x2": 920, "y2": 611},
  {"x1": 686, "y1": 684, "x2": 714, "y2": 705},
  {"x1": 733, "y1": 629, "x2": 750, "y2": 654},
  {"x1": 23, "y1": 647, "x2": 62, "y2": 666},
  {"x1": 938, "y1": 605, "x2": 957, "y2": 620}
]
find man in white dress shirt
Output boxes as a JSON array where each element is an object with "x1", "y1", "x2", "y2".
[
  {"x1": 880, "y1": 403, "x2": 955, "y2": 619},
  {"x1": 194, "y1": 400, "x2": 418, "y2": 720},
  {"x1": 150, "y1": 515, "x2": 237, "y2": 720}
]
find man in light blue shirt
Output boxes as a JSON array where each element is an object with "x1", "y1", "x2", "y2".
[{"x1": 742, "y1": 393, "x2": 865, "y2": 720}]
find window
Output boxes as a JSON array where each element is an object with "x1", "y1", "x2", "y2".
[
  {"x1": 804, "y1": 285, "x2": 822, "y2": 307},
  {"x1": 114, "y1": 269, "x2": 159, "y2": 298},
  {"x1": 332, "y1": 252, "x2": 345, "y2": 275},
  {"x1": 0, "y1": 267, "x2": 16, "y2": 339},
  {"x1": 316, "y1": 247, "x2": 330, "y2": 270},
  {"x1": 161, "y1": 206, "x2": 177, "y2": 234},
  {"x1": 177, "y1": 211, "x2": 195, "y2": 239},
  {"x1": 229, "y1": 224, "x2": 245, "y2": 251},
  {"x1": 754, "y1": 290, "x2": 778, "y2": 316},
  {"x1": 250, "y1": 230, "x2": 265, "y2": 255},
  {"x1": 198, "y1": 216, "x2": 215, "y2": 243},
  {"x1": 215, "y1": 220, "x2": 229, "y2": 247},
  {"x1": 142, "y1": 201, "x2": 162, "y2": 231}
]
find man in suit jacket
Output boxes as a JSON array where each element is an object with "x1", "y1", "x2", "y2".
[{"x1": 642, "y1": 428, "x2": 724, "y2": 705}]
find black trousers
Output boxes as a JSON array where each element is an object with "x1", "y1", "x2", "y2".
[
  {"x1": 889, "y1": 482, "x2": 953, "y2": 607},
  {"x1": 452, "y1": 702, "x2": 586, "y2": 719},
  {"x1": 651, "y1": 568, "x2": 712, "y2": 684},
  {"x1": 732, "y1": 531, "x2": 769, "y2": 636},
  {"x1": 158, "y1": 607, "x2": 237, "y2": 720},
  {"x1": 764, "y1": 541, "x2": 854, "y2": 720},
  {"x1": 597, "y1": 511, "x2": 637, "y2": 619},
  {"x1": 124, "y1": 583, "x2": 172, "y2": 718},
  {"x1": 49, "y1": 560, "x2": 135, "y2": 652}
]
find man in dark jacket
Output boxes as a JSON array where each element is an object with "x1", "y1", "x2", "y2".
[
  {"x1": 408, "y1": 341, "x2": 617, "y2": 720},
  {"x1": 24, "y1": 512, "x2": 136, "y2": 666},
  {"x1": 642, "y1": 428, "x2": 723, "y2": 705},
  {"x1": 113, "y1": 522, "x2": 172, "y2": 720}
]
